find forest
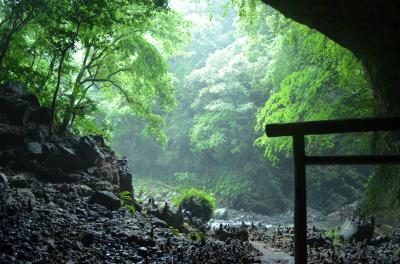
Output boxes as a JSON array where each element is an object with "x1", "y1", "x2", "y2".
[
  {"x1": 1, "y1": 0, "x2": 399, "y2": 263},
  {"x1": 0, "y1": 0, "x2": 389, "y2": 216}
]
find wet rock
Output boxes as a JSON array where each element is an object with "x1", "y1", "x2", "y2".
[
  {"x1": 215, "y1": 226, "x2": 249, "y2": 241},
  {"x1": 0, "y1": 172, "x2": 8, "y2": 185},
  {"x1": 214, "y1": 208, "x2": 229, "y2": 220},
  {"x1": 369, "y1": 235, "x2": 390, "y2": 246},
  {"x1": 181, "y1": 196, "x2": 213, "y2": 222},
  {"x1": 26, "y1": 142, "x2": 43, "y2": 156},
  {"x1": 91, "y1": 191, "x2": 121, "y2": 211},
  {"x1": 152, "y1": 204, "x2": 184, "y2": 229},
  {"x1": 45, "y1": 145, "x2": 81, "y2": 170},
  {"x1": 16, "y1": 188, "x2": 36, "y2": 203},
  {"x1": 35, "y1": 166, "x2": 78, "y2": 183},
  {"x1": 91, "y1": 180, "x2": 115, "y2": 192},
  {"x1": 75, "y1": 184, "x2": 93, "y2": 197},
  {"x1": 117, "y1": 157, "x2": 133, "y2": 194},
  {"x1": 151, "y1": 217, "x2": 168, "y2": 228},
  {"x1": 9, "y1": 174, "x2": 29, "y2": 188},
  {"x1": 77, "y1": 136, "x2": 104, "y2": 167},
  {"x1": 137, "y1": 246, "x2": 148, "y2": 257},
  {"x1": 340, "y1": 217, "x2": 374, "y2": 242}
]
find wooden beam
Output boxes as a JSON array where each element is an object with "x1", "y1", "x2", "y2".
[
  {"x1": 266, "y1": 117, "x2": 400, "y2": 137},
  {"x1": 293, "y1": 135, "x2": 307, "y2": 264},
  {"x1": 306, "y1": 155, "x2": 400, "y2": 165}
]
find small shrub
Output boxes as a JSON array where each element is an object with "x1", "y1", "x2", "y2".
[
  {"x1": 173, "y1": 188, "x2": 217, "y2": 222},
  {"x1": 326, "y1": 227, "x2": 342, "y2": 244},
  {"x1": 120, "y1": 191, "x2": 133, "y2": 205},
  {"x1": 125, "y1": 204, "x2": 136, "y2": 214},
  {"x1": 189, "y1": 231, "x2": 206, "y2": 241},
  {"x1": 120, "y1": 191, "x2": 135, "y2": 215},
  {"x1": 170, "y1": 226, "x2": 180, "y2": 237}
]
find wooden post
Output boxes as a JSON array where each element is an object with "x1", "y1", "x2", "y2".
[{"x1": 293, "y1": 135, "x2": 307, "y2": 264}]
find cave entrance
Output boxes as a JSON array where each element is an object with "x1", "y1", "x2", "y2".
[{"x1": 265, "y1": 117, "x2": 400, "y2": 263}]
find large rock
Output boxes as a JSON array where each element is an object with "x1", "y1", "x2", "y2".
[
  {"x1": 181, "y1": 196, "x2": 213, "y2": 222},
  {"x1": 45, "y1": 144, "x2": 81, "y2": 170},
  {"x1": 90, "y1": 191, "x2": 121, "y2": 211},
  {"x1": 35, "y1": 166, "x2": 79, "y2": 183},
  {"x1": 340, "y1": 217, "x2": 375, "y2": 242},
  {"x1": 26, "y1": 142, "x2": 43, "y2": 156},
  {"x1": 8, "y1": 174, "x2": 28, "y2": 188},
  {"x1": 77, "y1": 136, "x2": 104, "y2": 167},
  {"x1": 118, "y1": 158, "x2": 133, "y2": 194},
  {"x1": 214, "y1": 208, "x2": 228, "y2": 220}
]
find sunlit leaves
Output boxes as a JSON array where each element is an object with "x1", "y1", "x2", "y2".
[{"x1": 247, "y1": 7, "x2": 373, "y2": 161}]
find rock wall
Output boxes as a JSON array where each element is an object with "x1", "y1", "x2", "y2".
[{"x1": 0, "y1": 82, "x2": 134, "y2": 199}]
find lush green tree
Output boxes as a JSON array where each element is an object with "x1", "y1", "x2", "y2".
[{"x1": 0, "y1": 0, "x2": 189, "y2": 139}]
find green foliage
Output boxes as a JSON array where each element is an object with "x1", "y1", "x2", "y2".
[
  {"x1": 169, "y1": 226, "x2": 180, "y2": 237},
  {"x1": 189, "y1": 231, "x2": 206, "y2": 241},
  {"x1": 173, "y1": 188, "x2": 217, "y2": 213},
  {"x1": 325, "y1": 227, "x2": 342, "y2": 244},
  {"x1": 357, "y1": 166, "x2": 400, "y2": 223},
  {"x1": 174, "y1": 172, "x2": 194, "y2": 184},
  {"x1": 0, "y1": 0, "x2": 190, "y2": 140},
  {"x1": 120, "y1": 191, "x2": 133, "y2": 204},
  {"x1": 120, "y1": 191, "x2": 136, "y2": 214},
  {"x1": 248, "y1": 6, "x2": 373, "y2": 162},
  {"x1": 106, "y1": 1, "x2": 373, "y2": 215}
]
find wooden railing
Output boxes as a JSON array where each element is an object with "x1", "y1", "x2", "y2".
[{"x1": 265, "y1": 117, "x2": 400, "y2": 264}]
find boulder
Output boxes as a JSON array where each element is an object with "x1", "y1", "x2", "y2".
[
  {"x1": 35, "y1": 166, "x2": 79, "y2": 183},
  {"x1": 214, "y1": 208, "x2": 229, "y2": 220},
  {"x1": 215, "y1": 227, "x2": 249, "y2": 241},
  {"x1": 340, "y1": 217, "x2": 375, "y2": 242},
  {"x1": 45, "y1": 145, "x2": 81, "y2": 170},
  {"x1": 91, "y1": 181, "x2": 115, "y2": 192},
  {"x1": 90, "y1": 191, "x2": 121, "y2": 211},
  {"x1": 181, "y1": 196, "x2": 213, "y2": 222},
  {"x1": 16, "y1": 188, "x2": 36, "y2": 203},
  {"x1": 26, "y1": 142, "x2": 43, "y2": 156},
  {"x1": 151, "y1": 205, "x2": 184, "y2": 229},
  {"x1": 77, "y1": 136, "x2": 104, "y2": 167},
  {"x1": 9, "y1": 174, "x2": 28, "y2": 188},
  {"x1": 75, "y1": 184, "x2": 93, "y2": 197}
]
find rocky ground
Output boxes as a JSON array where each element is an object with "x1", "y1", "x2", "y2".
[
  {"x1": 0, "y1": 83, "x2": 261, "y2": 263},
  {"x1": 246, "y1": 223, "x2": 400, "y2": 263},
  {"x1": 1, "y1": 83, "x2": 400, "y2": 264}
]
